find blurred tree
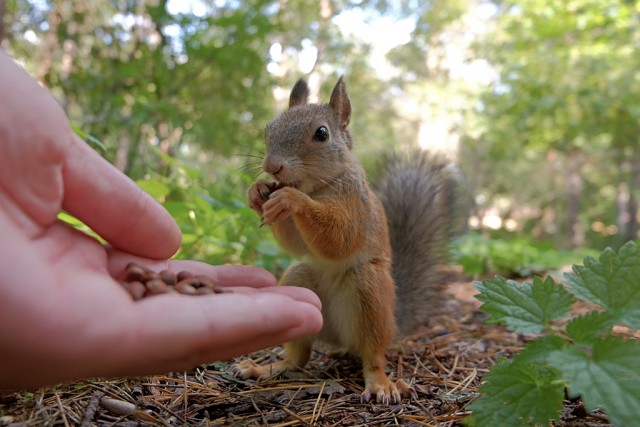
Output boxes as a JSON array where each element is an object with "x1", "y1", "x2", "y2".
[
  {"x1": 7, "y1": 0, "x2": 276, "y2": 177},
  {"x1": 466, "y1": 0, "x2": 640, "y2": 248},
  {"x1": 4, "y1": 0, "x2": 443, "y2": 267},
  {"x1": 5, "y1": 0, "x2": 422, "y2": 177},
  {"x1": 0, "y1": 0, "x2": 6, "y2": 44},
  {"x1": 12, "y1": 0, "x2": 635, "y2": 254}
]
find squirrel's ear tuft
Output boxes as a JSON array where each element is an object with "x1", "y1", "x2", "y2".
[
  {"x1": 289, "y1": 79, "x2": 309, "y2": 108},
  {"x1": 329, "y1": 76, "x2": 351, "y2": 131}
]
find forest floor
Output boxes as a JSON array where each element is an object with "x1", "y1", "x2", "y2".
[{"x1": 0, "y1": 269, "x2": 615, "y2": 427}]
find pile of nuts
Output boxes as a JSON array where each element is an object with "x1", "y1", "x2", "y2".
[{"x1": 120, "y1": 262, "x2": 229, "y2": 300}]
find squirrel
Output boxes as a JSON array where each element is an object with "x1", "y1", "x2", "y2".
[{"x1": 233, "y1": 76, "x2": 454, "y2": 404}]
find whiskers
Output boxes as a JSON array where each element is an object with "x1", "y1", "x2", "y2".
[
  {"x1": 227, "y1": 145, "x2": 266, "y2": 181},
  {"x1": 311, "y1": 172, "x2": 343, "y2": 193},
  {"x1": 225, "y1": 144, "x2": 351, "y2": 193},
  {"x1": 302, "y1": 155, "x2": 348, "y2": 193},
  {"x1": 236, "y1": 162, "x2": 265, "y2": 180}
]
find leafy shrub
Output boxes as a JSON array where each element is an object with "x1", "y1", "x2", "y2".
[
  {"x1": 136, "y1": 153, "x2": 293, "y2": 275},
  {"x1": 452, "y1": 233, "x2": 599, "y2": 277},
  {"x1": 465, "y1": 241, "x2": 640, "y2": 426},
  {"x1": 64, "y1": 128, "x2": 293, "y2": 276}
]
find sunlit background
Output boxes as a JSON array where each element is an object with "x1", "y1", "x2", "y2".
[{"x1": 3, "y1": 0, "x2": 639, "y2": 267}]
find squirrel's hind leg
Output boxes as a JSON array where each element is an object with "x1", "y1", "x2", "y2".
[
  {"x1": 360, "y1": 352, "x2": 399, "y2": 404},
  {"x1": 233, "y1": 261, "x2": 316, "y2": 381},
  {"x1": 233, "y1": 338, "x2": 313, "y2": 380},
  {"x1": 359, "y1": 352, "x2": 416, "y2": 404}
]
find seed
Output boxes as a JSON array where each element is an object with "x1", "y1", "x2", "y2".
[
  {"x1": 176, "y1": 276, "x2": 198, "y2": 287},
  {"x1": 122, "y1": 267, "x2": 226, "y2": 299},
  {"x1": 159, "y1": 270, "x2": 177, "y2": 286},
  {"x1": 141, "y1": 270, "x2": 160, "y2": 283},
  {"x1": 146, "y1": 279, "x2": 168, "y2": 295},
  {"x1": 124, "y1": 263, "x2": 146, "y2": 282},
  {"x1": 194, "y1": 274, "x2": 215, "y2": 288},
  {"x1": 174, "y1": 280, "x2": 197, "y2": 295},
  {"x1": 122, "y1": 281, "x2": 146, "y2": 300},
  {"x1": 177, "y1": 270, "x2": 193, "y2": 282}
]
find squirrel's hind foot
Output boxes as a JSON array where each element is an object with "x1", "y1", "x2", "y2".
[
  {"x1": 360, "y1": 377, "x2": 415, "y2": 404},
  {"x1": 231, "y1": 358, "x2": 290, "y2": 380}
]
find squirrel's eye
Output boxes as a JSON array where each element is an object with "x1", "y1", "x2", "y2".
[{"x1": 313, "y1": 126, "x2": 329, "y2": 142}]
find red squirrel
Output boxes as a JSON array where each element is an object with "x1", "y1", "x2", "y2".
[{"x1": 234, "y1": 77, "x2": 454, "y2": 403}]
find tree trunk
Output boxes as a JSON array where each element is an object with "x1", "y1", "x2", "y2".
[
  {"x1": 114, "y1": 130, "x2": 130, "y2": 173},
  {"x1": 629, "y1": 152, "x2": 640, "y2": 240},
  {"x1": 0, "y1": 0, "x2": 6, "y2": 46},
  {"x1": 616, "y1": 182, "x2": 631, "y2": 239},
  {"x1": 616, "y1": 147, "x2": 640, "y2": 244},
  {"x1": 38, "y1": 5, "x2": 61, "y2": 83},
  {"x1": 565, "y1": 151, "x2": 584, "y2": 248},
  {"x1": 306, "y1": 0, "x2": 332, "y2": 101}
]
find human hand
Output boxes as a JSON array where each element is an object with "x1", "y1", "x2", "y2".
[{"x1": 0, "y1": 50, "x2": 322, "y2": 391}]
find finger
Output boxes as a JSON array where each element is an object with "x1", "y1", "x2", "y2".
[
  {"x1": 62, "y1": 134, "x2": 181, "y2": 259},
  {"x1": 109, "y1": 292, "x2": 323, "y2": 375},
  {"x1": 271, "y1": 210, "x2": 290, "y2": 223},
  {"x1": 248, "y1": 198, "x2": 263, "y2": 212},
  {"x1": 167, "y1": 261, "x2": 278, "y2": 288},
  {"x1": 105, "y1": 249, "x2": 278, "y2": 288},
  {"x1": 256, "y1": 182, "x2": 273, "y2": 200},
  {"x1": 229, "y1": 286, "x2": 321, "y2": 310},
  {"x1": 262, "y1": 200, "x2": 290, "y2": 224}
]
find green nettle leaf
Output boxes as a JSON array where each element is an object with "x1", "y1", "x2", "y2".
[
  {"x1": 467, "y1": 359, "x2": 564, "y2": 427},
  {"x1": 71, "y1": 123, "x2": 107, "y2": 154},
  {"x1": 475, "y1": 276, "x2": 573, "y2": 334},
  {"x1": 547, "y1": 336, "x2": 640, "y2": 426},
  {"x1": 136, "y1": 179, "x2": 171, "y2": 199},
  {"x1": 514, "y1": 335, "x2": 566, "y2": 364},
  {"x1": 565, "y1": 241, "x2": 640, "y2": 329},
  {"x1": 256, "y1": 241, "x2": 281, "y2": 257},
  {"x1": 470, "y1": 243, "x2": 640, "y2": 426},
  {"x1": 565, "y1": 311, "x2": 616, "y2": 344}
]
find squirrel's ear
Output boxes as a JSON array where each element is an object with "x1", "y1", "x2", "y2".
[
  {"x1": 329, "y1": 76, "x2": 351, "y2": 131},
  {"x1": 289, "y1": 79, "x2": 309, "y2": 108}
]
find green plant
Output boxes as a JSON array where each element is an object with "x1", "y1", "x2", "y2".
[
  {"x1": 465, "y1": 241, "x2": 640, "y2": 426},
  {"x1": 452, "y1": 233, "x2": 599, "y2": 277},
  {"x1": 134, "y1": 149, "x2": 293, "y2": 275},
  {"x1": 63, "y1": 127, "x2": 292, "y2": 275}
]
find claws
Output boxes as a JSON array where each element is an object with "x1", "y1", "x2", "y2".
[
  {"x1": 260, "y1": 186, "x2": 302, "y2": 225},
  {"x1": 259, "y1": 189, "x2": 271, "y2": 200},
  {"x1": 248, "y1": 180, "x2": 292, "y2": 225},
  {"x1": 232, "y1": 358, "x2": 291, "y2": 382},
  {"x1": 248, "y1": 180, "x2": 285, "y2": 217},
  {"x1": 232, "y1": 359, "x2": 264, "y2": 380},
  {"x1": 361, "y1": 379, "x2": 414, "y2": 404}
]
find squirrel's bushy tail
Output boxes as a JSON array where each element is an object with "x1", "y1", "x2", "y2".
[{"x1": 374, "y1": 150, "x2": 457, "y2": 335}]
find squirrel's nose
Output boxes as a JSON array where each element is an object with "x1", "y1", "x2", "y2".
[{"x1": 264, "y1": 158, "x2": 284, "y2": 177}]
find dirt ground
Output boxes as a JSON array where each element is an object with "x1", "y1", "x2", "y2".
[{"x1": 0, "y1": 271, "x2": 614, "y2": 426}]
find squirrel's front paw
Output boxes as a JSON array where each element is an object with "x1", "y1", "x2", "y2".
[
  {"x1": 247, "y1": 181, "x2": 281, "y2": 216},
  {"x1": 261, "y1": 187, "x2": 307, "y2": 225}
]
